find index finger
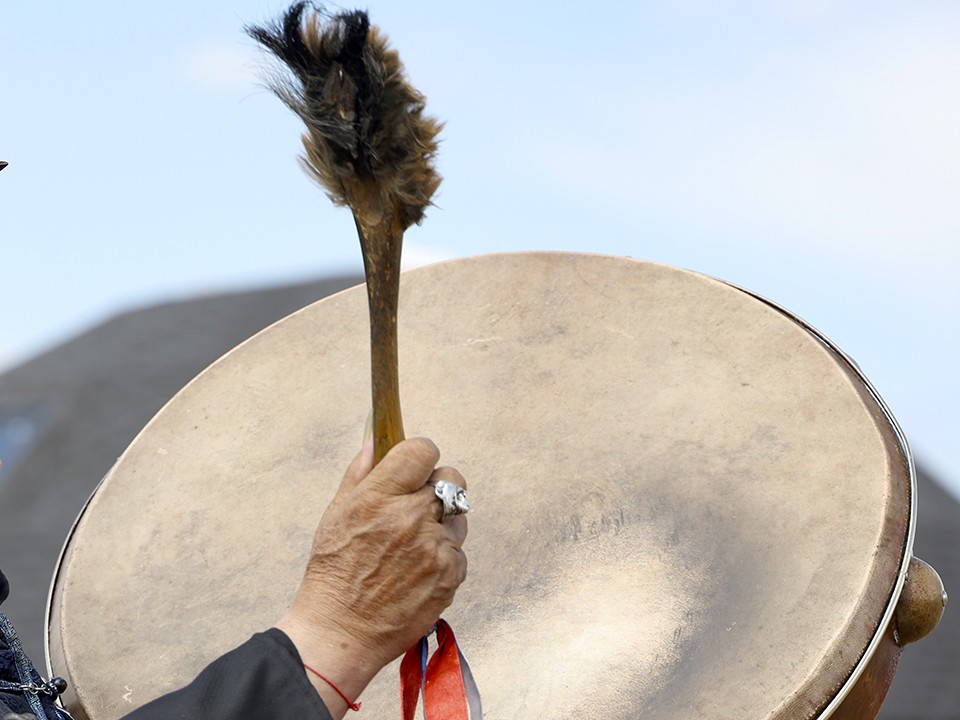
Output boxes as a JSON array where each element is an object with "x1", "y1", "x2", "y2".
[{"x1": 362, "y1": 437, "x2": 440, "y2": 496}]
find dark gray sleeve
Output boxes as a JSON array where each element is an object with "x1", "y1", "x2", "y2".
[{"x1": 121, "y1": 628, "x2": 333, "y2": 720}]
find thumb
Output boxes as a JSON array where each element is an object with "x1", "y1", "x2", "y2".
[{"x1": 330, "y1": 433, "x2": 375, "y2": 508}]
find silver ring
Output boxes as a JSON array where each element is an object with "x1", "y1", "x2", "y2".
[{"x1": 433, "y1": 480, "x2": 471, "y2": 517}]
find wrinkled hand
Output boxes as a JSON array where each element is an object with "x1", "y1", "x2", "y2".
[{"x1": 276, "y1": 437, "x2": 468, "y2": 716}]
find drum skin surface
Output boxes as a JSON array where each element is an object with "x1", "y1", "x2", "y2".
[{"x1": 48, "y1": 253, "x2": 911, "y2": 720}]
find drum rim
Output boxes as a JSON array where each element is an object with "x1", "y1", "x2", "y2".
[
  {"x1": 44, "y1": 465, "x2": 112, "y2": 713},
  {"x1": 44, "y1": 252, "x2": 917, "y2": 719},
  {"x1": 723, "y1": 279, "x2": 916, "y2": 719}
]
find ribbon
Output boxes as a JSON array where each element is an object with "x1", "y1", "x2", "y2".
[{"x1": 400, "y1": 619, "x2": 481, "y2": 720}]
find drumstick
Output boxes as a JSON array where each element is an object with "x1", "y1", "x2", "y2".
[{"x1": 248, "y1": 3, "x2": 442, "y2": 463}]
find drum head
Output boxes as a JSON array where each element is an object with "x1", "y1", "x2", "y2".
[{"x1": 48, "y1": 253, "x2": 911, "y2": 719}]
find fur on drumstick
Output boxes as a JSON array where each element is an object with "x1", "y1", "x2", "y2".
[
  {"x1": 246, "y1": 2, "x2": 442, "y2": 227},
  {"x1": 247, "y1": 3, "x2": 442, "y2": 462}
]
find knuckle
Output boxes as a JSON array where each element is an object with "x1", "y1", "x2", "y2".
[
  {"x1": 404, "y1": 437, "x2": 440, "y2": 465},
  {"x1": 436, "y1": 570, "x2": 461, "y2": 599}
]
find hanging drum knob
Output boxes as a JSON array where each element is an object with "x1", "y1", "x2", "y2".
[{"x1": 894, "y1": 557, "x2": 947, "y2": 646}]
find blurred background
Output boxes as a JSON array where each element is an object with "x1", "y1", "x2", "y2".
[
  {"x1": 2, "y1": 0, "x2": 959, "y2": 490},
  {"x1": 1, "y1": 0, "x2": 958, "y2": 717}
]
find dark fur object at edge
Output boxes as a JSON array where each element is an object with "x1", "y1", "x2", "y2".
[{"x1": 247, "y1": 2, "x2": 442, "y2": 229}]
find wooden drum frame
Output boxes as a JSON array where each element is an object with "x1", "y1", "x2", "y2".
[{"x1": 46, "y1": 253, "x2": 943, "y2": 719}]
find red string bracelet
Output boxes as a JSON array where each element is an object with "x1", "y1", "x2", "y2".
[{"x1": 304, "y1": 663, "x2": 362, "y2": 711}]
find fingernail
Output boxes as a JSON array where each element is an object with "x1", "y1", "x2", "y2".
[{"x1": 362, "y1": 409, "x2": 374, "y2": 449}]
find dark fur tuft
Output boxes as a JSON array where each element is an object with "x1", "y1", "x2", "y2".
[{"x1": 247, "y1": 3, "x2": 442, "y2": 228}]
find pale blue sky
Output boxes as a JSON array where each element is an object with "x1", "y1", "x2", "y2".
[{"x1": 2, "y1": 1, "x2": 958, "y2": 494}]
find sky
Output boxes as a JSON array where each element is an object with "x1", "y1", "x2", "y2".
[{"x1": 2, "y1": 1, "x2": 958, "y2": 496}]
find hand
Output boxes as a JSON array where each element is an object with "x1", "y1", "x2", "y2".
[{"x1": 276, "y1": 437, "x2": 468, "y2": 717}]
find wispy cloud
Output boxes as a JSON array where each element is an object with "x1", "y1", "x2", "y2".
[
  {"x1": 176, "y1": 43, "x2": 259, "y2": 93},
  {"x1": 529, "y1": 9, "x2": 960, "y2": 283}
]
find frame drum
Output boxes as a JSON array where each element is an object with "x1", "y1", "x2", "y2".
[{"x1": 47, "y1": 253, "x2": 914, "y2": 719}]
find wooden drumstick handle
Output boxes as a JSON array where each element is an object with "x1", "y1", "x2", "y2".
[
  {"x1": 248, "y1": 3, "x2": 442, "y2": 465},
  {"x1": 356, "y1": 211, "x2": 406, "y2": 463}
]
